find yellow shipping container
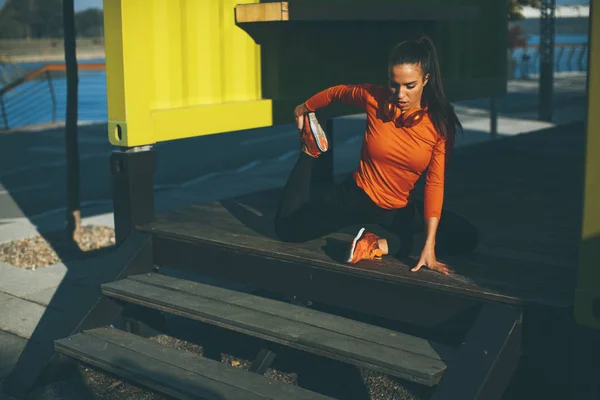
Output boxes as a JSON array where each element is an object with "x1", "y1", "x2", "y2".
[{"x1": 103, "y1": 0, "x2": 272, "y2": 147}]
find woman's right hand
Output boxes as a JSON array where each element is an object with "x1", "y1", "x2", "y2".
[{"x1": 294, "y1": 103, "x2": 309, "y2": 130}]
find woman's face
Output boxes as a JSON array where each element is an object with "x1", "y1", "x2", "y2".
[{"x1": 388, "y1": 63, "x2": 429, "y2": 113}]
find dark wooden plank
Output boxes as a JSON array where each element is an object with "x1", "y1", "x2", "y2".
[
  {"x1": 56, "y1": 327, "x2": 335, "y2": 400},
  {"x1": 127, "y1": 273, "x2": 456, "y2": 362},
  {"x1": 151, "y1": 234, "x2": 488, "y2": 329},
  {"x1": 431, "y1": 304, "x2": 522, "y2": 400},
  {"x1": 235, "y1": 2, "x2": 480, "y2": 22},
  {"x1": 140, "y1": 201, "x2": 574, "y2": 307},
  {"x1": 102, "y1": 278, "x2": 450, "y2": 385}
]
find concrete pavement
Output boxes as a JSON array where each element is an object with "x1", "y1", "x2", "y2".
[{"x1": 0, "y1": 72, "x2": 589, "y2": 386}]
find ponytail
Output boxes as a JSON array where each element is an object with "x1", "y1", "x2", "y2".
[{"x1": 389, "y1": 35, "x2": 462, "y2": 141}]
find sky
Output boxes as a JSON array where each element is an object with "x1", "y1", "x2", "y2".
[
  {"x1": 74, "y1": 0, "x2": 103, "y2": 12},
  {"x1": 0, "y1": 0, "x2": 103, "y2": 12}
]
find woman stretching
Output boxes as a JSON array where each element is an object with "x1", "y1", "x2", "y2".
[{"x1": 274, "y1": 35, "x2": 478, "y2": 275}]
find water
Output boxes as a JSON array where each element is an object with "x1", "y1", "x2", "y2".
[{"x1": 1, "y1": 35, "x2": 589, "y2": 130}]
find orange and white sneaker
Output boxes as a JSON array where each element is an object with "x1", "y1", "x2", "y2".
[
  {"x1": 347, "y1": 228, "x2": 384, "y2": 264},
  {"x1": 300, "y1": 112, "x2": 329, "y2": 158}
]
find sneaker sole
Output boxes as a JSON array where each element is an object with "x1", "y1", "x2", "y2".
[
  {"x1": 347, "y1": 227, "x2": 366, "y2": 263},
  {"x1": 307, "y1": 112, "x2": 328, "y2": 152}
]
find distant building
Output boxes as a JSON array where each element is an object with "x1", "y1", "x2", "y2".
[{"x1": 511, "y1": 6, "x2": 589, "y2": 36}]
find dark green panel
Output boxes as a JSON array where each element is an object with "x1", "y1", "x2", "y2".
[{"x1": 241, "y1": 0, "x2": 508, "y2": 124}]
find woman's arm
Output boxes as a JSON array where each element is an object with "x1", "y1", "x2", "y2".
[
  {"x1": 304, "y1": 84, "x2": 371, "y2": 111},
  {"x1": 411, "y1": 136, "x2": 455, "y2": 275},
  {"x1": 294, "y1": 84, "x2": 372, "y2": 129},
  {"x1": 293, "y1": 84, "x2": 369, "y2": 129}
]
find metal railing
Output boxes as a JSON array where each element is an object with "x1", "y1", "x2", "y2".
[
  {"x1": 0, "y1": 63, "x2": 106, "y2": 130},
  {"x1": 509, "y1": 42, "x2": 588, "y2": 79}
]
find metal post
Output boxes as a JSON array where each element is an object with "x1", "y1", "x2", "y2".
[
  {"x1": 490, "y1": 97, "x2": 498, "y2": 139},
  {"x1": 521, "y1": 51, "x2": 531, "y2": 79},
  {"x1": 63, "y1": 0, "x2": 81, "y2": 239},
  {"x1": 0, "y1": 95, "x2": 8, "y2": 130},
  {"x1": 579, "y1": 45, "x2": 588, "y2": 71},
  {"x1": 556, "y1": 46, "x2": 565, "y2": 72},
  {"x1": 45, "y1": 70, "x2": 57, "y2": 123},
  {"x1": 539, "y1": 0, "x2": 556, "y2": 122},
  {"x1": 110, "y1": 146, "x2": 157, "y2": 245}
]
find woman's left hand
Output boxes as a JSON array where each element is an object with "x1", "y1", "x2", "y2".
[{"x1": 411, "y1": 243, "x2": 455, "y2": 275}]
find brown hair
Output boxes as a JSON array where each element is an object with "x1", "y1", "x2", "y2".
[{"x1": 389, "y1": 35, "x2": 462, "y2": 140}]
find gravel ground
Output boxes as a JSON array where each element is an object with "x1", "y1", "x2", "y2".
[{"x1": 0, "y1": 225, "x2": 433, "y2": 400}]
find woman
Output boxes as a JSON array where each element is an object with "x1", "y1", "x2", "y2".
[{"x1": 274, "y1": 35, "x2": 478, "y2": 275}]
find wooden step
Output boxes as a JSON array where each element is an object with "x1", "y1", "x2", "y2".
[
  {"x1": 139, "y1": 193, "x2": 575, "y2": 309},
  {"x1": 101, "y1": 273, "x2": 456, "y2": 386},
  {"x1": 55, "y1": 327, "x2": 335, "y2": 400}
]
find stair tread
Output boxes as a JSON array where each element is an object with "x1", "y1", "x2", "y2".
[
  {"x1": 101, "y1": 273, "x2": 454, "y2": 385},
  {"x1": 55, "y1": 327, "x2": 335, "y2": 400}
]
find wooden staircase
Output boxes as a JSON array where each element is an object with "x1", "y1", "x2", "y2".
[
  {"x1": 53, "y1": 271, "x2": 456, "y2": 399},
  {"x1": 1, "y1": 148, "x2": 523, "y2": 400},
  {"x1": 44, "y1": 216, "x2": 521, "y2": 400}
]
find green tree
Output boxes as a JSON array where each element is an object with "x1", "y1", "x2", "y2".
[
  {"x1": 0, "y1": 0, "x2": 30, "y2": 38},
  {"x1": 0, "y1": 6, "x2": 25, "y2": 38},
  {"x1": 509, "y1": 0, "x2": 541, "y2": 21},
  {"x1": 0, "y1": 0, "x2": 62, "y2": 38},
  {"x1": 30, "y1": 0, "x2": 63, "y2": 38},
  {"x1": 75, "y1": 8, "x2": 104, "y2": 37}
]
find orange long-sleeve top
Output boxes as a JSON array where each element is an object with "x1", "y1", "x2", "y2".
[{"x1": 305, "y1": 84, "x2": 452, "y2": 219}]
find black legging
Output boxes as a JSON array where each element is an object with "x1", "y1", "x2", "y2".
[{"x1": 274, "y1": 152, "x2": 478, "y2": 257}]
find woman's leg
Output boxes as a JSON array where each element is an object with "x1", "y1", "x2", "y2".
[
  {"x1": 370, "y1": 203, "x2": 416, "y2": 258},
  {"x1": 344, "y1": 203, "x2": 416, "y2": 264},
  {"x1": 371, "y1": 199, "x2": 478, "y2": 258},
  {"x1": 275, "y1": 152, "x2": 314, "y2": 221},
  {"x1": 274, "y1": 153, "x2": 363, "y2": 243},
  {"x1": 410, "y1": 199, "x2": 479, "y2": 256}
]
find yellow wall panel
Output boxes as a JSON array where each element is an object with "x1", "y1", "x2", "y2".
[
  {"x1": 153, "y1": 99, "x2": 273, "y2": 143},
  {"x1": 104, "y1": 0, "x2": 269, "y2": 147},
  {"x1": 221, "y1": 0, "x2": 262, "y2": 102},
  {"x1": 196, "y1": 0, "x2": 224, "y2": 104},
  {"x1": 103, "y1": 0, "x2": 126, "y2": 123}
]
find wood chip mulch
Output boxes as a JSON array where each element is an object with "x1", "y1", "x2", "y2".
[{"x1": 0, "y1": 225, "x2": 115, "y2": 270}]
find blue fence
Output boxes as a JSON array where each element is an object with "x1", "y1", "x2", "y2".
[
  {"x1": 510, "y1": 33, "x2": 588, "y2": 78},
  {"x1": 0, "y1": 59, "x2": 107, "y2": 130}
]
